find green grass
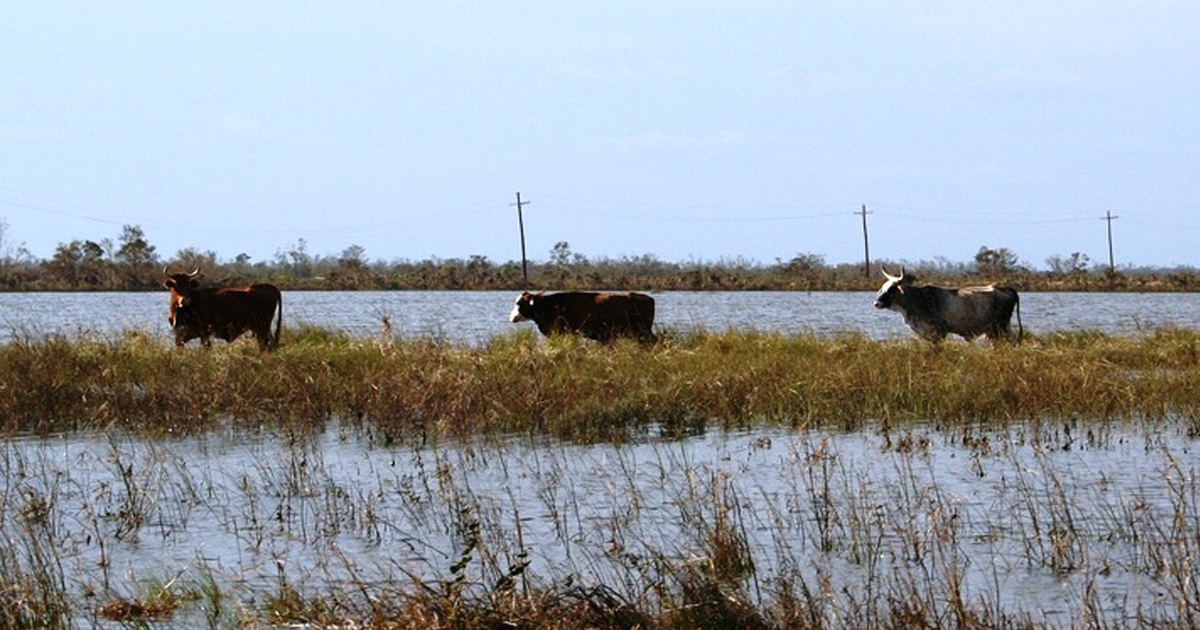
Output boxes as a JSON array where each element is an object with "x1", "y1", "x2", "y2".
[{"x1": 2, "y1": 325, "x2": 1200, "y2": 439}]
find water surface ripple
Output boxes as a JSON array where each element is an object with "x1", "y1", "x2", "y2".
[
  {"x1": 2, "y1": 290, "x2": 1198, "y2": 344},
  {"x1": 2, "y1": 422, "x2": 1194, "y2": 626}
]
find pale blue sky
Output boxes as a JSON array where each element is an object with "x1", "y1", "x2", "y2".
[{"x1": 3, "y1": 2, "x2": 1198, "y2": 269}]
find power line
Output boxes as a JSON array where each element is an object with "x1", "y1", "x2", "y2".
[
  {"x1": 882, "y1": 212, "x2": 1098, "y2": 226},
  {"x1": 0, "y1": 187, "x2": 133, "y2": 227},
  {"x1": 0, "y1": 185, "x2": 499, "y2": 242},
  {"x1": 1121, "y1": 215, "x2": 1200, "y2": 232},
  {"x1": 548, "y1": 205, "x2": 848, "y2": 223}
]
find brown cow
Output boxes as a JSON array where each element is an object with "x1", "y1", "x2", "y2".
[
  {"x1": 509, "y1": 290, "x2": 656, "y2": 344},
  {"x1": 163, "y1": 269, "x2": 283, "y2": 350}
]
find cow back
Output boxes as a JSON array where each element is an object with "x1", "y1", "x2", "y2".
[
  {"x1": 929, "y1": 284, "x2": 1020, "y2": 340},
  {"x1": 171, "y1": 283, "x2": 282, "y2": 349},
  {"x1": 523, "y1": 291, "x2": 656, "y2": 343}
]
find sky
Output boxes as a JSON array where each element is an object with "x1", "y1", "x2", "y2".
[{"x1": 2, "y1": 2, "x2": 1198, "y2": 270}]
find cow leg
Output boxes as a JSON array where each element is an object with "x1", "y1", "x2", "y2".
[
  {"x1": 984, "y1": 321, "x2": 1010, "y2": 343},
  {"x1": 255, "y1": 327, "x2": 272, "y2": 350},
  {"x1": 173, "y1": 324, "x2": 196, "y2": 347},
  {"x1": 909, "y1": 319, "x2": 947, "y2": 343}
]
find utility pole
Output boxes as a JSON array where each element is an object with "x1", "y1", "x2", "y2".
[
  {"x1": 858, "y1": 204, "x2": 872, "y2": 278},
  {"x1": 511, "y1": 192, "x2": 531, "y2": 287},
  {"x1": 1103, "y1": 210, "x2": 1119, "y2": 273}
]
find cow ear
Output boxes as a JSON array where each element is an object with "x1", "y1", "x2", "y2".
[
  {"x1": 189, "y1": 279, "x2": 201, "y2": 289},
  {"x1": 897, "y1": 284, "x2": 905, "y2": 294},
  {"x1": 163, "y1": 279, "x2": 176, "y2": 289}
]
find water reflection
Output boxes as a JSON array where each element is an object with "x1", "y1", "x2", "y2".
[{"x1": 2, "y1": 420, "x2": 1195, "y2": 625}]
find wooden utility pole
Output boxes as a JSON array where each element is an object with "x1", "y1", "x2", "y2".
[
  {"x1": 858, "y1": 204, "x2": 872, "y2": 277},
  {"x1": 1103, "y1": 210, "x2": 1119, "y2": 272},
  {"x1": 512, "y1": 192, "x2": 531, "y2": 286}
]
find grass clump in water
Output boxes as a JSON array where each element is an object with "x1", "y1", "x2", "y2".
[{"x1": 1, "y1": 326, "x2": 1200, "y2": 439}]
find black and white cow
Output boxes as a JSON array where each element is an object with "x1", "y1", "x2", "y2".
[{"x1": 874, "y1": 267, "x2": 1022, "y2": 342}]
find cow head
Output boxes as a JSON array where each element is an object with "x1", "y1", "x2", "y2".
[
  {"x1": 163, "y1": 267, "x2": 202, "y2": 294},
  {"x1": 874, "y1": 266, "x2": 911, "y2": 310},
  {"x1": 163, "y1": 268, "x2": 202, "y2": 322},
  {"x1": 508, "y1": 290, "x2": 545, "y2": 323}
]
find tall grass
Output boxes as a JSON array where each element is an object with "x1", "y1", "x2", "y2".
[
  {"x1": 0, "y1": 485, "x2": 70, "y2": 629},
  {"x1": 1, "y1": 326, "x2": 1200, "y2": 439}
]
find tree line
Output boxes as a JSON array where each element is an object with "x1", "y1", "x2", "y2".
[{"x1": 1, "y1": 222, "x2": 1198, "y2": 292}]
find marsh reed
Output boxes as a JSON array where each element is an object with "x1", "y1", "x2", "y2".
[{"x1": 1, "y1": 325, "x2": 1199, "y2": 438}]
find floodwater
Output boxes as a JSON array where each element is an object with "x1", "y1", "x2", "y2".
[
  {"x1": 1, "y1": 290, "x2": 1199, "y2": 344},
  {"x1": 2, "y1": 421, "x2": 1196, "y2": 626}
]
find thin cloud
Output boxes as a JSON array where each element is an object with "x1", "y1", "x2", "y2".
[
  {"x1": 183, "y1": 114, "x2": 305, "y2": 149},
  {"x1": 0, "y1": 125, "x2": 65, "y2": 144},
  {"x1": 592, "y1": 130, "x2": 777, "y2": 152},
  {"x1": 549, "y1": 62, "x2": 696, "y2": 84},
  {"x1": 993, "y1": 67, "x2": 1098, "y2": 92}
]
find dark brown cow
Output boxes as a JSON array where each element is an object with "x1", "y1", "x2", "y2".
[
  {"x1": 509, "y1": 290, "x2": 656, "y2": 344},
  {"x1": 874, "y1": 267, "x2": 1022, "y2": 343},
  {"x1": 163, "y1": 269, "x2": 283, "y2": 350}
]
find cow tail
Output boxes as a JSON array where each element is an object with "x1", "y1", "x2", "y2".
[
  {"x1": 1014, "y1": 292, "x2": 1024, "y2": 343},
  {"x1": 272, "y1": 295, "x2": 283, "y2": 350}
]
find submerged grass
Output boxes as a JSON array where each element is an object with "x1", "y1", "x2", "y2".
[{"x1": 2, "y1": 325, "x2": 1200, "y2": 438}]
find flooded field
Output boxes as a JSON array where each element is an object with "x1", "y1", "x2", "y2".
[
  {"x1": 3, "y1": 291, "x2": 1199, "y2": 626},
  {"x1": 3, "y1": 419, "x2": 1196, "y2": 627}
]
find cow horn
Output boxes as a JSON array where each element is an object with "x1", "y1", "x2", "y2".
[
  {"x1": 188, "y1": 268, "x2": 201, "y2": 277},
  {"x1": 881, "y1": 266, "x2": 901, "y2": 281}
]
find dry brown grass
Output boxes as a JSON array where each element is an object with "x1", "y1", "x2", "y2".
[
  {"x1": 1, "y1": 325, "x2": 1193, "y2": 628},
  {"x1": 3, "y1": 326, "x2": 1200, "y2": 440}
]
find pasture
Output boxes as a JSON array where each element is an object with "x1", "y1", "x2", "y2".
[{"x1": 1, "y1": 326, "x2": 1199, "y2": 628}]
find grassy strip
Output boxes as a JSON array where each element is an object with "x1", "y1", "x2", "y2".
[{"x1": 2, "y1": 325, "x2": 1200, "y2": 438}]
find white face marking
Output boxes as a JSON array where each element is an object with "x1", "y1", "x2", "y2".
[
  {"x1": 876, "y1": 277, "x2": 900, "y2": 299},
  {"x1": 875, "y1": 277, "x2": 903, "y2": 309},
  {"x1": 509, "y1": 296, "x2": 528, "y2": 323}
]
